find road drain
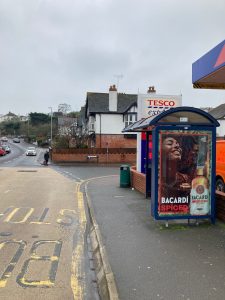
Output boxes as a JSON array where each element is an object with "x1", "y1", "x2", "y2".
[
  {"x1": 17, "y1": 170, "x2": 38, "y2": 172},
  {"x1": 0, "y1": 232, "x2": 12, "y2": 237}
]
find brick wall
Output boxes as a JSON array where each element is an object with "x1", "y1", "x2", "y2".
[
  {"x1": 52, "y1": 150, "x2": 136, "y2": 164},
  {"x1": 215, "y1": 191, "x2": 225, "y2": 222},
  {"x1": 130, "y1": 166, "x2": 146, "y2": 195},
  {"x1": 95, "y1": 134, "x2": 137, "y2": 148}
]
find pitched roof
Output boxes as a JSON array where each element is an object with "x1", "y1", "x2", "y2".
[
  {"x1": 86, "y1": 92, "x2": 137, "y2": 114},
  {"x1": 78, "y1": 106, "x2": 86, "y2": 126},
  {"x1": 208, "y1": 104, "x2": 225, "y2": 119},
  {"x1": 5, "y1": 111, "x2": 17, "y2": 117}
]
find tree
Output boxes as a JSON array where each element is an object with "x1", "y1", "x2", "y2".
[
  {"x1": 0, "y1": 120, "x2": 21, "y2": 136},
  {"x1": 53, "y1": 135, "x2": 70, "y2": 149},
  {"x1": 67, "y1": 111, "x2": 80, "y2": 118},
  {"x1": 58, "y1": 103, "x2": 71, "y2": 115},
  {"x1": 29, "y1": 113, "x2": 50, "y2": 126}
]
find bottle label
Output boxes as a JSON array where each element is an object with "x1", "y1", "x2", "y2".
[{"x1": 190, "y1": 185, "x2": 209, "y2": 215}]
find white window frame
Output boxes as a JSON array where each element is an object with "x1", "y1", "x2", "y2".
[{"x1": 124, "y1": 114, "x2": 137, "y2": 127}]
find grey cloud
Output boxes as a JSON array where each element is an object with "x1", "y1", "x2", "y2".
[{"x1": 0, "y1": 0, "x2": 224, "y2": 114}]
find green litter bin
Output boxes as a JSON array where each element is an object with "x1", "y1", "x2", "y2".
[{"x1": 120, "y1": 165, "x2": 130, "y2": 187}]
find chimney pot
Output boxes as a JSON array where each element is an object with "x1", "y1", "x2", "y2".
[
  {"x1": 109, "y1": 84, "x2": 117, "y2": 91},
  {"x1": 147, "y1": 86, "x2": 156, "y2": 93}
]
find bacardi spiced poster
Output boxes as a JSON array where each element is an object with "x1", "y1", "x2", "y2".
[{"x1": 158, "y1": 130, "x2": 212, "y2": 217}]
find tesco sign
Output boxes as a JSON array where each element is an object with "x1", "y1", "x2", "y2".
[
  {"x1": 146, "y1": 99, "x2": 176, "y2": 107},
  {"x1": 138, "y1": 94, "x2": 182, "y2": 119}
]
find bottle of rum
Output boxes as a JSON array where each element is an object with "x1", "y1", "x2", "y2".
[{"x1": 190, "y1": 167, "x2": 210, "y2": 215}]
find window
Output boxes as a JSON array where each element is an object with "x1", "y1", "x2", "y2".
[
  {"x1": 124, "y1": 114, "x2": 137, "y2": 127},
  {"x1": 89, "y1": 116, "x2": 95, "y2": 131},
  {"x1": 89, "y1": 123, "x2": 95, "y2": 131}
]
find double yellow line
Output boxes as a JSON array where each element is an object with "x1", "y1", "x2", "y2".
[
  {"x1": 71, "y1": 175, "x2": 119, "y2": 300},
  {"x1": 71, "y1": 181, "x2": 86, "y2": 300}
]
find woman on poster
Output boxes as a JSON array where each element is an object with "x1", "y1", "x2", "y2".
[{"x1": 159, "y1": 135, "x2": 191, "y2": 215}]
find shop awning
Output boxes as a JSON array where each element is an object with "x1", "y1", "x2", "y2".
[{"x1": 192, "y1": 40, "x2": 225, "y2": 89}]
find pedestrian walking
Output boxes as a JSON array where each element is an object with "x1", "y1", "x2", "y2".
[{"x1": 44, "y1": 150, "x2": 50, "y2": 165}]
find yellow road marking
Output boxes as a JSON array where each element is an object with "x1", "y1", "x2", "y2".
[
  {"x1": 70, "y1": 175, "x2": 118, "y2": 299},
  {"x1": 71, "y1": 183, "x2": 87, "y2": 300},
  {"x1": 4, "y1": 207, "x2": 34, "y2": 223},
  {"x1": 18, "y1": 278, "x2": 54, "y2": 287}
]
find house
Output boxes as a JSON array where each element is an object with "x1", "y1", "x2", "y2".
[
  {"x1": 0, "y1": 112, "x2": 18, "y2": 123},
  {"x1": 208, "y1": 104, "x2": 225, "y2": 138},
  {"x1": 76, "y1": 106, "x2": 86, "y2": 137},
  {"x1": 84, "y1": 85, "x2": 138, "y2": 148},
  {"x1": 199, "y1": 107, "x2": 213, "y2": 113}
]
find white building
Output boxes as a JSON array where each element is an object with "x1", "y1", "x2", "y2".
[
  {"x1": 84, "y1": 85, "x2": 137, "y2": 148},
  {"x1": 0, "y1": 112, "x2": 18, "y2": 123}
]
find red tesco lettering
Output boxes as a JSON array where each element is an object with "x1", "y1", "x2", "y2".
[{"x1": 147, "y1": 99, "x2": 175, "y2": 107}]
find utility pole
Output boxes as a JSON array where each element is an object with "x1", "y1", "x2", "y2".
[
  {"x1": 27, "y1": 113, "x2": 30, "y2": 140},
  {"x1": 48, "y1": 107, "x2": 53, "y2": 146}
]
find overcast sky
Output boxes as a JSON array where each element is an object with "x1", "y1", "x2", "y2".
[{"x1": 0, "y1": 0, "x2": 224, "y2": 115}]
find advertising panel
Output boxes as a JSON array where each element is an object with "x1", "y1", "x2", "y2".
[{"x1": 157, "y1": 129, "x2": 212, "y2": 217}]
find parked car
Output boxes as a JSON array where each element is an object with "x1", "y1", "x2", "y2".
[
  {"x1": 1, "y1": 144, "x2": 11, "y2": 153},
  {"x1": 26, "y1": 147, "x2": 37, "y2": 156},
  {"x1": 0, "y1": 148, "x2": 6, "y2": 156},
  {"x1": 1, "y1": 137, "x2": 8, "y2": 142},
  {"x1": 13, "y1": 137, "x2": 20, "y2": 143}
]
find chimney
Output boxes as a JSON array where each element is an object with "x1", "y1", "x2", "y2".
[
  {"x1": 109, "y1": 84, "x2": 118, "y2": 111},
  {"x1": 147, "y1": 86, "x2": 156, "y2": 93}
]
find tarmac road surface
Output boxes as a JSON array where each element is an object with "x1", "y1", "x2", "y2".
[{"x1": 0, "y1": 167, "x2": 99, "y2": 300}]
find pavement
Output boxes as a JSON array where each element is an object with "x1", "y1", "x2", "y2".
[{"x1": 85, "y1": 174, "x2": 225, "y2": 300}]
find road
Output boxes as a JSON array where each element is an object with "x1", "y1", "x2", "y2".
[
  {"x1": 2, "y1": 141, "x2": 225, "y2": 300},
  {"x1": 0, "y1": 139, "x2": 43, "y2": 167},
  {"x1": 0, "y1": 141, "x2": 102, "y2": 300}
]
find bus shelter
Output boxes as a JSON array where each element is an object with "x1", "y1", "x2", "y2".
[{"x1": 124, "y1": 106, "x2": 219, "y2": 223}]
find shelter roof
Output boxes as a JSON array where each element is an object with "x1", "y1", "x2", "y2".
[{"x1": 123, "y1": 106, "x2": 220, "y2": 132}]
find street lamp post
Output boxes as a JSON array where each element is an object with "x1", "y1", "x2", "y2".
[
  {"x1": 27, "y1": 114, "x2": 30, "y2": 138},
  {"x1": 48, "y1": 107, "x2": 53, "y2": 146}
]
